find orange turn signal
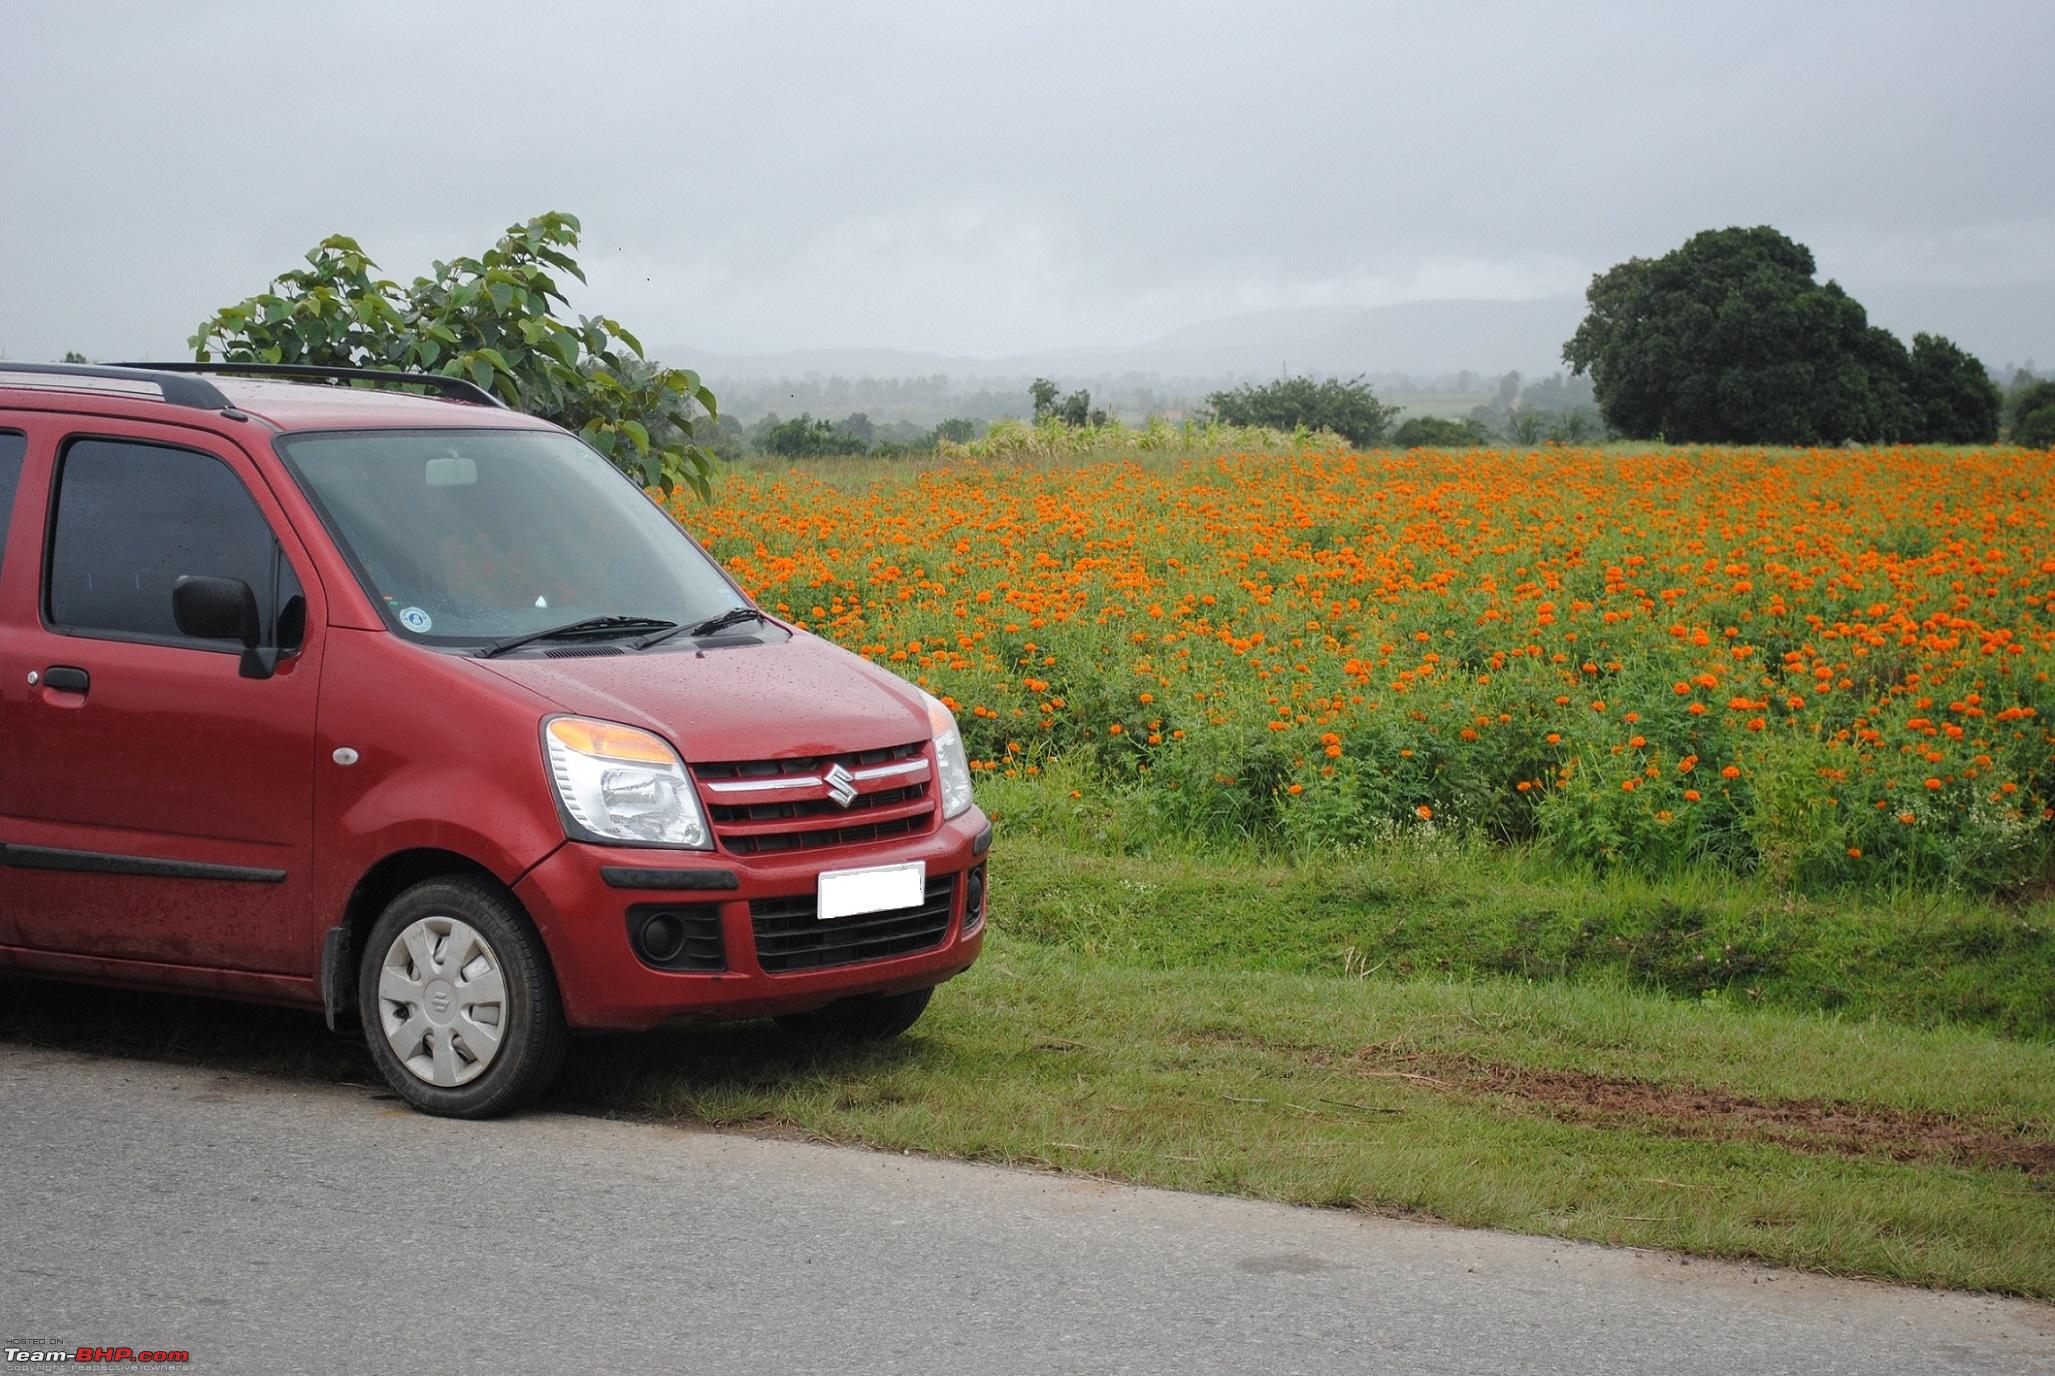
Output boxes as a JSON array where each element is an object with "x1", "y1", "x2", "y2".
[{"x1": 546, "y1": 717, "x2": 677, "y2": 765}]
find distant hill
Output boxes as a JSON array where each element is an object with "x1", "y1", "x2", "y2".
[
  {"x1": 658, "y1": 285, "x2": 2053, "y2": 387},
  {"x1": 657, "y1": 296, "x2": 1584, "y2": 384}
]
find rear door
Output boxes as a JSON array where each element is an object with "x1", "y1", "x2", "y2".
[{"x1": 0, "y1": 415, "x2": 326, "y2": 974}]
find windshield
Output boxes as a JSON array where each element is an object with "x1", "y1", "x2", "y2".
[{"x1": 277, "y1": 428, "x2": 748, "y2": 647}]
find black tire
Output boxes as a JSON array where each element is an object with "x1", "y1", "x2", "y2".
[
  {"x1": 775, "y1": 986, "x2": 933, "y2": 1042},
  {"x1": 357, "y1": 876, "x2": 567, "y2": 1118}
]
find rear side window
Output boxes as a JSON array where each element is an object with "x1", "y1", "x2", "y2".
[
  {"x1": 46, "y1": 438, "x2": 282, "y2": 643},
  {"x1": 0, "y1": 431, "x2": 24, "y2": 573}
]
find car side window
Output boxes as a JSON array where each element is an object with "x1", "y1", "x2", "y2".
[
  {"x1": 0, "y1": 431, "x2": 24, "y2": 575},
  {"x1": 46, "y1": 437, "x2": 301, "y2": 650}
]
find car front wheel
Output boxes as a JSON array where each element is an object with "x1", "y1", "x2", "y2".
[{"x1": 358, "y1": 877, "x2": 566, "y2": 1118}]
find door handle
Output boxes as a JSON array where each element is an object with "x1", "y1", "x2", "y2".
[{"x1": 42, "y1": 666, "x2": 90, "y2": 694}]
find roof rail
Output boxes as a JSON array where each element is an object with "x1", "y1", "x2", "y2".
[
  {"x1": 118, "y1": 361, "x2": 508, "y2": 409},
  {"x1": 0, "y1": 361, "x2": 233, "y2": 410}
]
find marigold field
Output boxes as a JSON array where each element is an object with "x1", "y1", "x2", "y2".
[{"x1": 675, "y1": 447, "x2": 2055, "y2": 893}]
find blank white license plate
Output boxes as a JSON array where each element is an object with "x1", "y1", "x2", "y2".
[{"x1": 816, "y1": 861, "x2": 926, "y2": 921}]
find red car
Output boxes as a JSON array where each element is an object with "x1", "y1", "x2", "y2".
[{"x1": 0, "y1": 362, "x2": 988, "y2": 1116}]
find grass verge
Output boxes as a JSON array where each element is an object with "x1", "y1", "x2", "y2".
[{"x1": 980, "y1": 772, "x2": 2055, "y2": 1039}]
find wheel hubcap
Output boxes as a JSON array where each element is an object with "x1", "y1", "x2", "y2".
[{"x1": 378, "y1": 916, "x2": 507, "y2": 1088}]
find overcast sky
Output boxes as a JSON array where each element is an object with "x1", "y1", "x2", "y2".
[{"x1": 4, "y1": 0, "x2": 2050, "y2": 367}]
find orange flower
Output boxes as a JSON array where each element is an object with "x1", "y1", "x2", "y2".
[{"x1": 1415, "y1": 804, "x2": 1433, "y2": 821}]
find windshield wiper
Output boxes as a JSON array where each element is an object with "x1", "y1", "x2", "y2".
[
  {"x1": 633, "y1": 606, "x2": 772, "y2": 651},
  {"x1": 477, "y1": 615, "x2": 677, "y2": 659}
]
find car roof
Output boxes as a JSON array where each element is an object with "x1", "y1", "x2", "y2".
[
  {"x1": 0, "y1": 366, "x2": 562, "y2": 436},
  {"x1": 206, "y1": 377, "x2": 559, "y2": 433}
]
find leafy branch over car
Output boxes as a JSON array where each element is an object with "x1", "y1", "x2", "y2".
[{"x1": 191, "y1": 211, "x2": 721, "y2": 500}]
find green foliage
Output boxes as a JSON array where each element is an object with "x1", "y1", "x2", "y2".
[
  {"x1": 2018, "y1": 406, "x2": 2055, "y2": 449},
  {"x1": 1029, "y1": 377, "x2": 1061, "y2": 420},
  {"x1": 977, "y1": 796, "x2": 2055, "y2": 1039},
  {"x1": 1029, "y1": 379, "x2": 1105, "y2": 428},
  {"x1": 936, "y1": 414, "x2": 1337, "y2": 461},
  {"x1": 2009, "y1": 380, "x2": 2055, "y2": 447},
  {"x1": 753, "y1": 412, "x2": 869, "y2": 458},
  {"x1": 1466, "y1": 371, "x2": 1609, "y2": 444},
  {"x1": 60, "y1": 350, "x2": 89, "y2": 364},
  {"x1": 932, "y1": 417, "x2": 982, "y2": 444},
  {"x1": 191, "y1": 212, "x2": 720, "y2": 499},
  {"x1": 1564, "y1": 226, "x2": 1991, "y2": 445},
  {"x1": 1206, "y1": 374, "x2": 1399, "y2": 446},
  {"x1": 1906, "y1": 333, "x2": 2001, "y2": 443},
  {"x1": 1390, "y1": 415, "x2": 1491, "y2": 448}
]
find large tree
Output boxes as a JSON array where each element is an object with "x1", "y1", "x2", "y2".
[
  {"x1": 1563, "y1": 226, "x2": 1991, "y2": 445},
  {"x1": 193, "y1": 212, "x2": 720, "y2": 499}
]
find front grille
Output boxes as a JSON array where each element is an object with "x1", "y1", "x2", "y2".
[
  {"x1": 694, "y1": 740, "x2": 924, "y2": 784},
  {"x1": 695, "y1": 741, "x2": 938, "y2": 856},
  {"x1": 711, "y1": 781, "x2": 928, "y2": 825},
  {"x1": 751, "y1": 873, "x2": 956, "y2": 973}
]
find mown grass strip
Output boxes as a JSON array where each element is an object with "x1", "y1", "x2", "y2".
[{"x1": 980, "y1": 816, "x2": 2055, "y2": 1040}]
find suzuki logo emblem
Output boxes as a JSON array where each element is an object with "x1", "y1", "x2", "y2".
[{"x1": 823, "y1": 763, "x2": 859, "y2": 808}]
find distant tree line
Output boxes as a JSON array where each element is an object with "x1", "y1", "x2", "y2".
[{"x1": 738, "y1": 411, "x2": 984, "y2": 459}]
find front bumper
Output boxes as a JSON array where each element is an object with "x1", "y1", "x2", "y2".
[{"x1": 515, "y1": 806, "x2": 990, "y2": 1031}]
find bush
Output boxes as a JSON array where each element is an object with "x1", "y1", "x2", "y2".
[
  {"x1": 1207, "y1": 375, "x2": 1399, "y2": 447},
  {"x1": 1391, "y1": 416, "x2": 1491, "y2": 448},
  {"x1": 936, "y1": 415, "x2": 1335, "y2": 461},
  {"x1": 754, "y1": 413, "x2": 868, "y2": 458}
]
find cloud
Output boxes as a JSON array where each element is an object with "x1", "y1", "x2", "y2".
[{"x1": 2, "y1": 0, "x2": 2049, "y2": 364}]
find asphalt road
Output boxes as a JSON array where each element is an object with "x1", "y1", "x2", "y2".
[{"x1": 0, "y1": 1043, "x2": 2047, "y2": 1375}]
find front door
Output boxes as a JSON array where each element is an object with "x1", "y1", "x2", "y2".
[{"x1": 0, "y1": 419, "x2": 324, "y2": 974}]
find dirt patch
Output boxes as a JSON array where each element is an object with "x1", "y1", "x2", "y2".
[{"x1": 1350, "y1": 1045, "x2": 2055, "y2": 1177}]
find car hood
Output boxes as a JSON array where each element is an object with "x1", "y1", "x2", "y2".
[{"x1": 470, "y1": 630, "x2": 932, "y2": 763}]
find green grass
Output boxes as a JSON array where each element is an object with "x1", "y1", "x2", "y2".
[{"x1": 978, "y1": 770, "x2": 2055, "y2": 1040}]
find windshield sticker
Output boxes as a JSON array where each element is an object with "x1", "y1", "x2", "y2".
[{"x1": 398, "y1": 606, "x2": 434, "y2": 634}]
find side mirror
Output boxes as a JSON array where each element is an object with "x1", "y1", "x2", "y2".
[{"x1": 172, "y1": 575, "x2": 275, "y2": 680}]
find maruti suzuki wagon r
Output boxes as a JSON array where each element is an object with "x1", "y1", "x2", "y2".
[{"x1": 0, "y1": 361, "x2": 990, "y2": 1116}]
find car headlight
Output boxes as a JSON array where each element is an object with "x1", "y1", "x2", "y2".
[
  {"x1": 923, "y1": 692, "x2": 975, "y2": 820},
  {"x1": 544, "y1": 716, "x2": 710, "y2": 848}
]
